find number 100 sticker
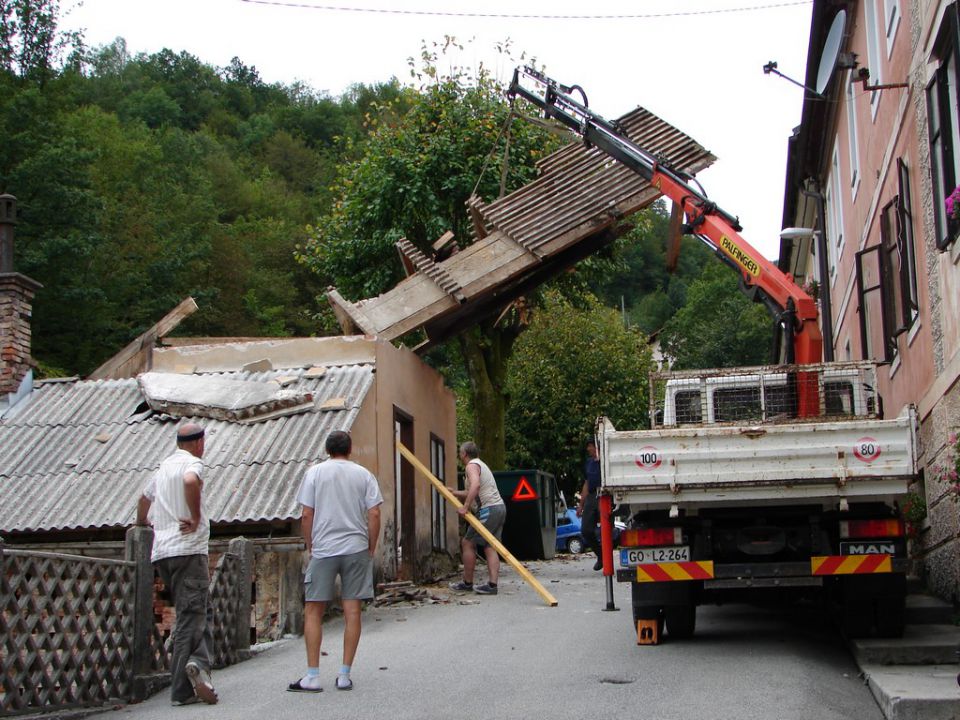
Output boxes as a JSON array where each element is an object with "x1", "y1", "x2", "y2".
[
  {"x1": 853, "y1": 437, "x2": 882, "y2": 463},
  {"x1": 634, "y1": 446, "x2": 662, "y2": 470}
]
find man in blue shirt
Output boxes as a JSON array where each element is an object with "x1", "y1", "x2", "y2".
[{"x1": 576, "y1": 439, "x2": 603, "y2": 571}]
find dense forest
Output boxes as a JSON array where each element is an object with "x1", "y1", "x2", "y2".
[{"x1": 1, "y1": 1, "x2": 773, "y2": 488}]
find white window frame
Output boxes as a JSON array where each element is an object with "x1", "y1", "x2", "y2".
[
  {"x1": 864, "y1": 0, "x2": 884, "y2": 117},
  {"x1": 846, "y1": 72, "x2": 861, "y2": 200},
  {"x1": 884, "y1": 0, "x2": 900, "y2": 58}
]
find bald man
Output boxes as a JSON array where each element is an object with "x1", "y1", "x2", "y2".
[{"x1": 136, "y1": 423, "x2": 218, "y2": 706}]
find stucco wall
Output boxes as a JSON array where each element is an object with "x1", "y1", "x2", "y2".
[{"x1": 373, "y1": 339, "x2": 459, "y2": 582}]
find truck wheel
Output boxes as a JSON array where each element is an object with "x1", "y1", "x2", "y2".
[
  {"x1": 567, "y1": 537, "x2": 583, "y2": 554},
  {"x1": 665, "y1": 605, "x2": 696, "y2": 639},
  {"x1": 838, "y1": 604, "x2": 872, "y2": 638},
  {"x1": 874, "y1": 597, "x2": 905, "y2": 638}
]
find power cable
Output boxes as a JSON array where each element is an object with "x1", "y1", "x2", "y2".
[{"x1": 240, "y1": 0, "x2": 811, "y2": 21}]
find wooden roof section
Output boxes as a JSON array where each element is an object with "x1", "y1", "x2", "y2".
[{"x1": 327, "y1": 106, "x2": 716, "y2": 352}]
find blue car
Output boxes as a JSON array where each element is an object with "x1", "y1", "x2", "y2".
[
  {"x1": 556, "y1": 508, "x2": 626, "y2": 554},
  {"x1": 556, "y1": 508, "x2": 585, "y2": 554}
]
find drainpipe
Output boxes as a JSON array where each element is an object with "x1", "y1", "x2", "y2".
[{"x1": 801, "y1": 182, "x2": 835, "y2": 362}]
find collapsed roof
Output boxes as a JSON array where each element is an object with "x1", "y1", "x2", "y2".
[{"x1": 327, "y1": 107, "x2": 715, "y2": 352}]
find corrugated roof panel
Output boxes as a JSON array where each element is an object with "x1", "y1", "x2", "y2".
[
  {"x1": 0, "y1": 365, "x2": 375, "y2": 533},
  {"x1": 8, "y1": 379, "x2": 148, "y2": 427}
]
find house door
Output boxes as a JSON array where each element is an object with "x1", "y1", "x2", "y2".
[{"x1": 393, "y1": 411, "x2": 415, "y2": 580}]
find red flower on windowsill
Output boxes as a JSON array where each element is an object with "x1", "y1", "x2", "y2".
[{"x1": 946, "y1": 186, "x2": 960, "y2": 222}]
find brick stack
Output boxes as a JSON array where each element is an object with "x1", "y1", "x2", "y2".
[{"x1": 0, "y1": 273, "x2": 41, "y2": 396}]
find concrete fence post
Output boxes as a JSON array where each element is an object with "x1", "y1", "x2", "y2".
[
  {"x1": 125, "y1": 526, "x2": 155, "y2": 701},
  {"x1": 228, "y1": 537, "x2": 254, "y2": 657}
]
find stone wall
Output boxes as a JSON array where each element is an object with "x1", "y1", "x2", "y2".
[{"x1": 917, "y1": 380, "x2": 960, "y2": 603}]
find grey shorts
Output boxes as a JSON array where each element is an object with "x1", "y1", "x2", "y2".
[
  {"x1": 465, "y1": 503, "x2": 506, "y2": 546},
  {"x1": 304, "y1": 550, "x2": 374, "y2": 602}
]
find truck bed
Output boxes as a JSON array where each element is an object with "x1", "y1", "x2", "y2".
[{"x1": 598, "y1": 407, "x2": 917, "y2": 509}]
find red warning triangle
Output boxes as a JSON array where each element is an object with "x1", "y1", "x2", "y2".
[{"x1": 511, "y1": 476, "x2": 538, "y2": 502}]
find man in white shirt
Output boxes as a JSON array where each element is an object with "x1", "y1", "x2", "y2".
[
  {"x1": 288, "y1": 430, "x2": 383, "y2": 694},
  {"x1": 136, "y1": 423, "x2": 218, "y2": 706}
]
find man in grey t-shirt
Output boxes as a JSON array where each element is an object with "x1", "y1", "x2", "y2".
[{"x1": 288, "y1": 431, "x2": 383, "y2": 694}]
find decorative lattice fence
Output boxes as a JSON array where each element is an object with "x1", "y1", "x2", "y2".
[
  {"x1": 0, "y1": 550, "x2": 135, "y2": 715},
  {"x1": 0, "y1": 530, "x2": 253, "y2": 717}
]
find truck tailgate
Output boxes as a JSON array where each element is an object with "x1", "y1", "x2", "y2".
[{"x1": 599, "y1": 408, "x2": 917, "y2": 506}]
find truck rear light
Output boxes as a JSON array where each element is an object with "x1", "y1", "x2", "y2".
[
  {"x1": 620, "y1": 527, "x2": 682, "y2": 547},
  {"x1": 839, "y1": 519, "x2": 904, "y2": 539}
]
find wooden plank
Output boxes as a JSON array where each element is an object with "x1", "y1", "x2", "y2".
[
  {"x1": 326, "y1": 287, "x2": 377, "y2": 335},
  {"x1": 396, "y1": 442, "x2": 557, "y2": 607},
  {"x1": 88, "y1": 296, "x2": 198, "y2": 380}
]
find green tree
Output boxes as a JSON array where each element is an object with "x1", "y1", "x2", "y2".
[
  {"x1": 505, "y1": 290, "x2": 653, "y2": 500},
  {"x1": 298, "y1": 41, "x2": 561, "y2": 468},
  {"x1": 659, "y1": 262, "x2": 774, "y2": 369},
  {"x1": 0, "y1": 0, "x2": 80, "y2": 83}
]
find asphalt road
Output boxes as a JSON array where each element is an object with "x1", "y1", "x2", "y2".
[{"x1": 99, "y1": 553, "x2": 884, "y2": 720}]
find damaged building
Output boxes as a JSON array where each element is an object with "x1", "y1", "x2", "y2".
[{"x1": 0, "y1": 204, "x2": 458, "y2": 637}]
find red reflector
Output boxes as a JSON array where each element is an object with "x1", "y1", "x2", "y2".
[
  {"x1": 511, "y1": 476, "x2": 538, "y2": 502},
  {"x1": 621, "y1": 527, "x2": 680, "y2": 547},
  {"x1": 840, "y1": 519, "x2": 904, "y2": 539}
]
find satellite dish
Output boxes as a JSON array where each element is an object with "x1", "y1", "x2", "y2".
[{"x1": 816, "y1": 10, "x2": 847, "y2": 95}]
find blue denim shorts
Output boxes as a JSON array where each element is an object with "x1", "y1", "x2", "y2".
[{"x1": 464, "y1": 503, "x2": 506, "y2": 546}]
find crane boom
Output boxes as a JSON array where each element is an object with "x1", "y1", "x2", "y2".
[{"x1": 507, "y1": 67, "x2": 823, "y2": 374}]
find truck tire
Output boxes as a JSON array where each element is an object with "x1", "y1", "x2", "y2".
[
  {"x1": 665, "y1": 605, "x2": 696, "y2": 639},
  {"x1": 874, "y1": 596, "x2": 906, "y2": 638},
  {"x1": 838, "y1": 602, "x2": 872, "y2": 638}
]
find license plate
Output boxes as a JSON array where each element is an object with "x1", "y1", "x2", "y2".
[{"x1": 620, "y1": 546, "x2": 691, "y2": 566}]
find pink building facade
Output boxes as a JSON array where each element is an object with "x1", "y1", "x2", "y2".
[{"x1": 782, "y1": 0, "x2": 960, "y2": 601}]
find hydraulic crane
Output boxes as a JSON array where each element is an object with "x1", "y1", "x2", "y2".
[{"x1": 507, "y1": 67, "x2": 823, "y2": 383}]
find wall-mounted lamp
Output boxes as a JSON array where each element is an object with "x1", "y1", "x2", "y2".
[
  {"x1": 780, "y1": 227, "x2": 816, "y2": 241},
  {"x1": 779, "y1": 225, "x2": 834, "y2": 362}
]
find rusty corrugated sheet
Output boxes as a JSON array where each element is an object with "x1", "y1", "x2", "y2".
[{"x1": 0, "y1": 366, "x2": 374, "y2": 533}]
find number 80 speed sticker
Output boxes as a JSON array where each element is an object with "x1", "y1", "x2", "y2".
[
  {"x1": 853, "y1": 437, "x2": 882, "y2": 463},
  {"x1": 634, "y1": 446, "x2": 662, "y2": 470}
]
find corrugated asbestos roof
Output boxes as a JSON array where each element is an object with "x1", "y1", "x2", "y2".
[{"x1": 0, "y1": 365, "x2": 375, "y2": 533}]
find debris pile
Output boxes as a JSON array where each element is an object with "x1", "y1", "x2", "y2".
[{"x1": 374, "y1": 581, "x2": 449, "y2": 606}]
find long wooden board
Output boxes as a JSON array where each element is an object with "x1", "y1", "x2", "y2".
[{"x1": 396, "y1": 442, "x2": 558, "y2": 607}]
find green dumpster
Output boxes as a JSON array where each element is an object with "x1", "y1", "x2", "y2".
[{"x1": 492, "y1": 470, "x2": 558, "y2": 560}]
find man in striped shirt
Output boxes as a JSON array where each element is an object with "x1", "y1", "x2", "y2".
[{"x1": 136, "y1": 423, "x2": 218, "y2": 707}]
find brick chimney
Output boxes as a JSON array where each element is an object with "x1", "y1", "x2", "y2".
[{"x1": 0, "y1": 194, "x2": 42, "y2": 397}]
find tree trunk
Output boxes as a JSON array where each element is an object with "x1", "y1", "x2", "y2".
[{"x1": 458, "y1": 323, "x2": 518, "y2": 470}]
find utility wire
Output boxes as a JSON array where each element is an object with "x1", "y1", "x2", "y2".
[{"x1": 240, "y1": 0, "x2": 811, "y2": 21}]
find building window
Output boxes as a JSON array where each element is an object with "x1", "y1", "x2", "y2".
[
  {"x1": 430, "y1": 436, "x2": 447, "y2": 552},
  {"x1": 856, "y1": 244, "x2": 893, "y2": 362},
  {"x1": 864, "y1": 0, "x2": 885, "y2": 115},
  {"x1": 884, "y1": 0, "x2": 900, "y2": 57},
  {"x1": 863, "y1": 0, "x2": 883, "y2": 118},
  {"x1": 825, "y1": 152, "x2": 844, "y2": 282},
  {"x1": 858, "y1": 163, "x2": 917, "y2": 362},
  {"x1": 846, "y1": 73, "x2": 861, "y2": 198},
  {"x1": 895, "y1": 159, "x2": 920, "y2": 327},
  {"x1": 927, "y1": 4, "x2": 960, "y2": 250}
]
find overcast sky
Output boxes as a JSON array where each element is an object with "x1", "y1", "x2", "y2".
[{"x1": 63, "y1": 0, "x2": 814, "y2": 260}]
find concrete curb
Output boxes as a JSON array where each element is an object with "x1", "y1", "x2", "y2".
[{"x1": 860, "y1": 663, "x2": 959, "y2": 720}]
